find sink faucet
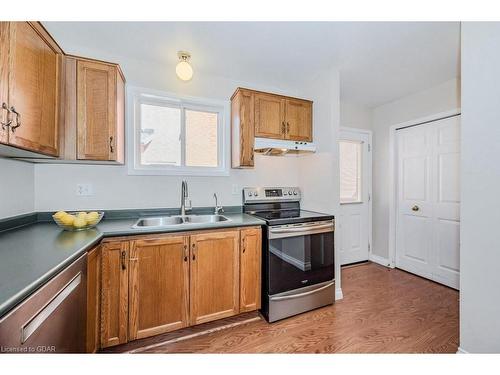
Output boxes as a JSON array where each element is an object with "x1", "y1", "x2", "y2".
[
  {"x1": 213, "y1": 193, "x2": 224, "y2": 215},
  {"x1": 180, "y1": 180, "x2": 192, "y2": 216}
]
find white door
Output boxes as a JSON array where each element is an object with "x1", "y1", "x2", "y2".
[
  {"x1": 338, "y1": 129, "x2": 371, "y2": 265},
  {"x1": 396, "y1": 116, "x2": 460, "y2": 289}
]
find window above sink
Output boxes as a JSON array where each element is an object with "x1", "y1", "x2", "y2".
[{"x1": 127, "y1": 86, "x2": 230, "y2": 176}]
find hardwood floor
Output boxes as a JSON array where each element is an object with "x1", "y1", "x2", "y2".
[{"x1": 104, "y1": 262, "x2": 459, "y2": 353}]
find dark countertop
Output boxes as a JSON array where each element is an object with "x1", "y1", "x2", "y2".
[{"x1": 0, "y1": 212, "x2": 265, "y2": 319}]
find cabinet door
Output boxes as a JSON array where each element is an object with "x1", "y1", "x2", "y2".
[
  {"x1": 190, "y1": 231, "x2": 240, "y2": 325},
  {"x1": 77, "y1": 60, "x2": 116, "y2": 161},
  {"x1": 254, "y1": 93, "x2": 285, "y2": 139},
  {"x1": 0, "y1": 23, "x2": 9, "y2": 145},
  {"x1": 8, "y1": 22, "x2": 61, "y2": 156},
  {"x1": 128, "y1": 235, "x2": 190, "y2": 341},
  {"x1": 285, "y1": 99, "x2": 312, "y2": 142},
  {"x1": 101, "y1": 241, "x2": 129, "y2": 348},
  {"x1": 86, "y1": 246, "x2": 101, "y2": 353},
  {"x1": 240, "y1": 227, "x2": 262, "y2": 312}
]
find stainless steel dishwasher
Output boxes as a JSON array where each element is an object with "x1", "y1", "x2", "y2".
[{"x1": 0, "y1": 253, "x2": 87, "y2": 353}]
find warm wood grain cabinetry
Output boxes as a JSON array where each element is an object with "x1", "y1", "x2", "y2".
[
  {"x1": 60, "y1": 56, "x2": 125, "y2": 163},
  {"x1": 0, "y1": 22, "x2": 63, "y2": 156},
  {"x1": 101, "y1": 241, "x2": 129, "y2": 348},
  {"x1": 231, "y1": 87, "x2": 313, "y2": 168},
  {"x1": 86, "y1": 246, "x2": 101, "y2": 353},
  {"x1": 98, "y1": 226, "x2": 261, "y2": 349},
  {"x1": 0, "y1": 22, "x2": 125, "y2": 162},
  {"x1": 189, "y1": 231, "x2": 240, "y2": 325},
  {"x1": 240, "y1": 227, "x2": 262, "y2": 312},
  {"x1": 128, "y1": 236, "x2": 190, "y2": 340}
]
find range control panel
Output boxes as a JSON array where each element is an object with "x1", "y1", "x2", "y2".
[{"x1": 243, "y1": 187, "x2": 301, "y2": 203}]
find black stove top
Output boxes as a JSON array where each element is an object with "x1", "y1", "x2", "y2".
[{"x1": 249, "y1": 209, "x2": 334, "y2": 226}]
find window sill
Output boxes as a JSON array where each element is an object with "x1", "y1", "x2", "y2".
[{"x1": 127, "y1": 166, "x2": 230, "y2": 177}]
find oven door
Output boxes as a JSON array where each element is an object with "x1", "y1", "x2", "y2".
[{"x1": 267, "y1": 220, "x2": 335, "y2": 295}]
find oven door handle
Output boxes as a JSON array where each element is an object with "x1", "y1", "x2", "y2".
[
  {"x1": 269, "y1": 222, "x2": 333, "y2": 234},
  {"x1": 270, "y1": 282, "x2": 334, "y2": 301}
]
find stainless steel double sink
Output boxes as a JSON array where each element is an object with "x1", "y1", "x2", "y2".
[{"x1": 131, "y1": 214, "x2": 230, "y2": 229}]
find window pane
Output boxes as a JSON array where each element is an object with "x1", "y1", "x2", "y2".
[
  {"x1": 340, "y1": 140, "x2": 362, "y2": 203},
  {"x1": 185, "y1": 109, "x2": 218, "y2": 167},
  {"x1": 140, "y1": 104, "x2": 181, "y2": 165}
]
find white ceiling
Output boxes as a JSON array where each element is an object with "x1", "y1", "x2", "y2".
[{"x1": 44, "y1": 22, "x2": 460, "y2": 108}]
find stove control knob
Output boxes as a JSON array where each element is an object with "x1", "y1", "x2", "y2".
[
  {"x1": 254, "y1": 192, "x2": 259, "y2": 197},
  {"x1": 248, "y1": 191, "x2": 253, "y2": 196},
  {"x1": 293, "y1": 190, "x2": 298, "y2": 195}
]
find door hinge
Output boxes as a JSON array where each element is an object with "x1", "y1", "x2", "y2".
[
  {"x1": 368, "y1": 143, "x2": 371, "y2": 152},
  {"x1": 368, "y1": 193, "x2": 371, "y2": 202},
  {"x1": 368, "y1": 243, "x2": 371, "y2": 252}
]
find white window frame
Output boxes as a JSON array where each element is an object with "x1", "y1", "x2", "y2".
[{"x1": 127, "y1": 86, "x2": 230, "y2": 176}]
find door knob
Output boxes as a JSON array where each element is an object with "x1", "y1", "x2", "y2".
[{"x1": 412, "y1": 205, "x2": 420, "y2": 212}]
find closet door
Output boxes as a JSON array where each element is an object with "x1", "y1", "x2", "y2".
[{"x1": 395, "y1": 116, "x2": 461, "y2": 289}]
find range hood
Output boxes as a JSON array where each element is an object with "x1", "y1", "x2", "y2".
[{"x1": 253, "y1": 138, "x2": 316, "y2": 156}]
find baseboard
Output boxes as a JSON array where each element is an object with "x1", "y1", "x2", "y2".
[
  {"x1": 457, "y1": 347, "x2": 469, "y2": 354},
  {"x1": 369, "y1": 253, "x2": 391, "y2": 267},
  {"x1": 335, "y1": 287, "x2": 343, "y2": 300}
]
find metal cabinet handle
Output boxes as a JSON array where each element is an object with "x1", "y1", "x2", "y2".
[
  {"x1": 10, "y1": 106, "x2": 21, "y2": 132},
  {"x1": 270, "y1": 282, "x2": 334, "y2": 301},
  {"x1": 192, "y1": 243, "x2": 196, "y2": 261},
  {"x1": 109, "y1": 136, "x2": 114, "y2": 153},
  {"x1": 183, "y1": 244, "x2": 188, "y2": 262},
  {"x1": 286, "y1": 122, "x2": 290, "y2": 133},
  {"x1": 121, "y1": 250, "x2": 126, "y2": 270},
  {"x1": 281, "y1": 121, "x2": 286, "y2": 134},
  {"x1": 1, "y1": 103, "x2": 12, "y2": 130},
  {"x1": 412, "y1": 205, "x2": 420, "y2": 212},
  {"x1": 242, "y1": 238, "x2": 246, "y2": 253}
]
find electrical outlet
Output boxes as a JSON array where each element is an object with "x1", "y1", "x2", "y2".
[
  {"x1": 232, "y1": 184, "x2": 239, "y2": 195},
  {"x1": 76, "y1": 183, "x2": 93, "y2": 196}
]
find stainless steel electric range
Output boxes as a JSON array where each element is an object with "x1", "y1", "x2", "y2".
[{"x1": 243, "y1": 186, "x2": 335, "y2": 322}]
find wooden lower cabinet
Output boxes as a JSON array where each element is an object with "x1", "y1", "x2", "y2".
[
  {"x1": 240, "y1": 227, "x2": 262, "y2": 312},
  {"x1": 98, "y1": 226, "x2": 261, "y2": 349},
  {"x1": 100, "y1": 240, "x2": 129, "y2": 348},
  {"x1": 86, "y1": 246, "x2": 101, "y2": 353},
  {"x1": 189, "y1": 230, "x2": 240, "y2": 325},
  {"x1": 128, "y1": 235, "x2": 190, "y2": 340}
]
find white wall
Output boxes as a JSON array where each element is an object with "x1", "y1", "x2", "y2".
[
  {"x1": 340, "y1": 101, "x2": 372, "y2": 130},
  {"x1": 370, "y1": 78, "x2": 461, "y2": 260},
  {"x1": 34, "y1": 46, "x2": 304, "y2": 212},
  {"x1": 460, "y1": 22, "x2": 500, "y2": 353},
  {"x1": 298, "y1": 67, "x2": 342, "y2": 297},
  {"x1": 0, "y1": 158, "x2": 34, "y2": 219}
]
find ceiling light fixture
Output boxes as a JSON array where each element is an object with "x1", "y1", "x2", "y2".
[{"x1": 176, "y1": 51, "x2": 193, "y2": 81}]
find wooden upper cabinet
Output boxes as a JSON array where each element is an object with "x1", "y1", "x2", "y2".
[
  {"x1": 76, "y1": 59, "x2": 124, "y2": 162},
  {"x1": 189, "y1": 230, "x2": 240, "y2": 325},
  {"x1": 285, "y1": 99, "x2": 312, "y2": 141},
  {"x1": 2, "y1": 22, "x2": 62, "y2": 156},
  {"x1": 240, "y1": 227, "x2": 262, "y2": 313},
  {"x1": 254, "y1": 92, "x2": 285, "y2": 139},
  {"x1": 101, "y1": 240, "x2": 129, "y2": 348},
  {"x1": 128, "y1": 236, "x2": 190, "y2": 341},
  {"x1": 231, "y1": 87, "x2": 313, "y2": 168},
  {"x1": 231, "y1": 89, "x2": 255, "y2": 168}
]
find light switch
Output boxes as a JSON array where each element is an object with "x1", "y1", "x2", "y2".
[{"x1": 76, "y1": 183, "x2": 93, "y2": 196}]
